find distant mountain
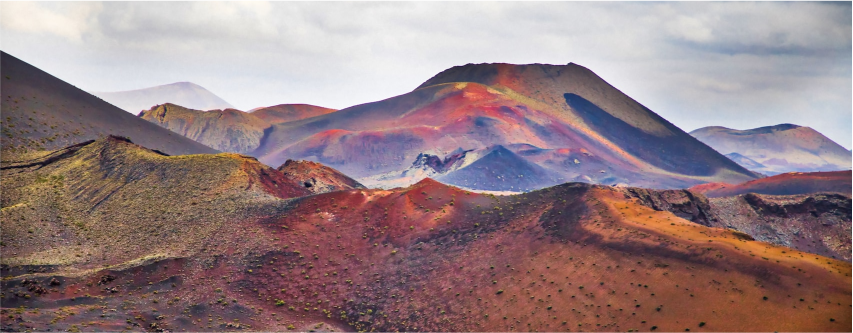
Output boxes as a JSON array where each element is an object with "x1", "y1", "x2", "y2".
[
  {"x1": 250, "y1": 63, "x2": 756, "y2": 189},
  {"x1": 91, "y1": 81, "x2": 234, "y2": 113},
  {"x1": 138, "y1": 103, "x2": 337, "y2": 154},
  {"x1": 0, "y1": 51, "x2": 218, "y2": 158},
  {"x1": 690, "y1": 124, "x2": 851, "y2": 175}
]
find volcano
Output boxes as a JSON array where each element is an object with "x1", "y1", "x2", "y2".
[{"x1": 247, "y1": 63, "x2": 757, "y2": 189}]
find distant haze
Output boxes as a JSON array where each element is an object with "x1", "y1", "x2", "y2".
[
  {"x1": 1, "y1": 1, "x2": 849, "y2": 148},
  {"x1": 91, "y1": 82, "x2": 234, "y2": 114}
]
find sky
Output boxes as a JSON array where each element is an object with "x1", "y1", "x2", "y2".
[{"x1": 1, "y1": 1, "x2": 851, "y2": 148}]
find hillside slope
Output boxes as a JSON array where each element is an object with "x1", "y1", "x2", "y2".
[
  {"x1": 1, "y1": 135, "x2": 310, "y2": 270},
  {"x1": 91, "y1": 81, "x2": 233, "y2": 113},
  {"x1": 0, "y1": 51, "x2": 218, "y2": 158},
  {"x1": 690, "y1": 124, "x2": 851, "y2": 175}
]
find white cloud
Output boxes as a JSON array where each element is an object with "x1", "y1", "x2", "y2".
[
  {"x1": 0, "y1": 2, "x2": 101, "y2": 42},
  {"x1": 667, "y1": 15, "x2": 714, "y2": 43},
  {"x1": 660, "y1": 2, "x2": 850, "y2": 56}
]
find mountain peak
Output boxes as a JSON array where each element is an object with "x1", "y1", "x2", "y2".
[{"x1": 416, "y1": 62, "x2": 595, "y2": 90}]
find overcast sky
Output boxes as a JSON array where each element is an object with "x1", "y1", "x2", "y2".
[{"x1": 1, "y1": 1, "x2": 850, "y2": 148}]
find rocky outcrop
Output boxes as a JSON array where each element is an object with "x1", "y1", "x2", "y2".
[
  {"x1": 411, "y1": 153, "x2": 449, "y2": 173},
  {"x1": 407, "y1": 150, "x2": 471, "y2": 175},
  {"x1": 709, "y1": 193, "x2": 851, "y2": 261},
  {"x1": 620, "y1": 188, "x2": 718, "y2": 226},
  {"x1": 621, "y1": 186, "x2": 852, "y2": 261}
]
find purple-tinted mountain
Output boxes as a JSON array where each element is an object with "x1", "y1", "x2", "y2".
[{"x1": 690, "y1": 124, "x2": 851, "y2": 175}]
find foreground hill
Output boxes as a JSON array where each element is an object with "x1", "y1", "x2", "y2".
[
  {"x1": 139, "y1": 103, "x2": 337, "y2": 154},
  {"x1": 690, "y1": 124, "x2": 851, "y2": 175},
  {"x1": 250, "y1": 63, "x2": 756, "y2": 189},
  {"x1": 0, "y1": 51, "x2": 218, "y2": 158},
  {"x1": 689, "y1": 170, "x2": 852, "y2": 198},
  {"x1": 1, "y1": 141, "x2": 849, "y2": 332},
  {"x1": 0, "y1": 136, "x2": 310, "y2": 265},
  {"x1": 90, "y1": 81, "x2": 234, "y2": 113}
]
